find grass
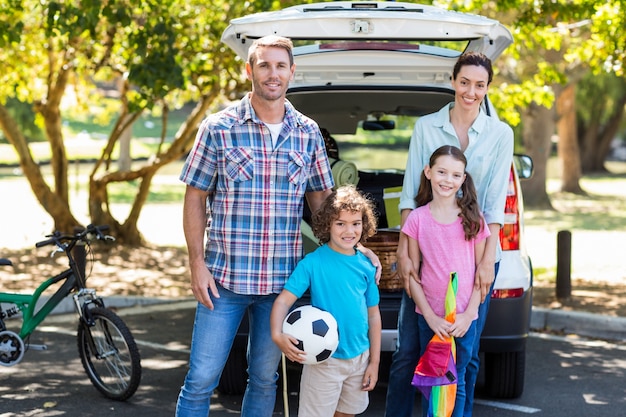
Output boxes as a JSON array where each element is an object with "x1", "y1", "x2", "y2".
[
  {"x1": 0, "y1": 106, "x2": 192, "y2": 165},
  {"x1": 0, "y1": 138, "x2": 156, "y2": 166},
  {"x1": 2, "y1": 131, "x2": 626, "y2": 231},
  {"x1": 525, "y1": 160, "x2": 626, "y2": 232},
  {"x1": 524, "y1": 159, "x2": 626, "y2": 285}
]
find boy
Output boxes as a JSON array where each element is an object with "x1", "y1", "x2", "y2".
[{"x1": 271, "y1": 185, "x2": 382, "y2": 417}]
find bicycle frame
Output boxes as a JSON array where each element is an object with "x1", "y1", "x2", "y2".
[
  {"x1": 0, "y1": 225, "x2": 141, "y2": 401},
  {"x1": 0, "y1": 268, "x2": 80, "y2": 338},
  {"x1": 1, "y1": 233, "x2": 99, "y2": 339}
]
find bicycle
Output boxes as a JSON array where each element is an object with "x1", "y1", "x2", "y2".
[{"x1": 0, "y1": 224, "x2": 141, "y2": 401}]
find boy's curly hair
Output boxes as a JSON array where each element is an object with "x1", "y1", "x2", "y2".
[{"x1": 311, "y1": 185, "x2": 378, "y2": 245}]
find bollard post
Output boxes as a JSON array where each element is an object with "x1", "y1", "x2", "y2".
[
  {"x1": 72, "y1": 226, "x2": 87, "y2": 285},
  {"x1": 556, "y1": 230, "x2": 572, "y2": 300}
]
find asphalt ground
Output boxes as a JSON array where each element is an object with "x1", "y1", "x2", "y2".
[
  {"x1": 0, "y1": 300, "x2": 411, "y2": 416},
  {"x1": 2, "y1": 297, "x2": 625, "y2": 416}
]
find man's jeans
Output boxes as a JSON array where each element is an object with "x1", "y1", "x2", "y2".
[
  {"x1": 384, "y1": 291, "x2": 421, "y2": 417},
  {"x1": 175, "y1": 285, "x2": 282, "y2": 417}
]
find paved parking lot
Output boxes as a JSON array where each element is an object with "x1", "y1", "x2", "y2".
[{"x1": 0, "y1": 300, "x2": 411, "y2": 416}]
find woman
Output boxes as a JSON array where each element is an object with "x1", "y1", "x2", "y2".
[{"x1": 384, "y1": 51, "x2": 513, "y2": 417}]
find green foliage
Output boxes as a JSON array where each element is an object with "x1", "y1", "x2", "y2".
[
  {"x1": 0, "y1": 0, "x2": 24, "y2": 48},
  {"x1": 0, "y1": 98, "x2": 45, "y2": 143},
  {"x1": 576, "y1": 72, "x2": 626, "y2": 124}
]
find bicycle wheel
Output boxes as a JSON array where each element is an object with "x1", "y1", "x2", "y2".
[{"x1": 77, "y1": 307, "x2": 141, "y2": 401}]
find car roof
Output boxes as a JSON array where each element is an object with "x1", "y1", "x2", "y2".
[
  {"x1": 221, "y1": 1, "x2": 513, "y2": 62},
  {"x1": 222, "y1": 2, "x2": 511, "y2": 134}
]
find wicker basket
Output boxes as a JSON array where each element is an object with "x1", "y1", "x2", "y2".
[{"x1": 365, "y1": 231, "x2": 403, "y2": 291}]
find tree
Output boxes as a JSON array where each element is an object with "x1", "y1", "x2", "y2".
[
  {"x1": 556, "y1": 83, "x2": 584, "y2": 193},
  {"x1": 577, "y1": 73, "x2": 626, "y2": 173},
  {"x1": 0, "y1": 0, "x2": 297, "y2": 245},
  {"x1": 441, "y1": 0, "x2": 626, "y2": 204}
]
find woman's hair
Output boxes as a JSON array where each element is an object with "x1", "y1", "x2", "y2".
[
  {"x1": 453, "y1": 51, "x2": 493, "y2": 85},
  {"x1": 312, "y1": 185, "x2": 378, "y2": 245},
  {"x1": 415, "y1": 145, "x2": 483, "y2": 240},
  {"x1": 247, "y1": 35, "x2": 294, "y2": 68}
]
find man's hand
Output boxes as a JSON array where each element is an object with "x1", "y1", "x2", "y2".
[
  {"x1": 357, "y1": 243, "x2": 382, "y2": 283},
  {"x1": 190, "y1": 261, "x2": 220, "y2": 309}
]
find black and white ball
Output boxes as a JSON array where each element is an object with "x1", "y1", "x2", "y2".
[{"x1": 282, "y1": 305, "x2": 339, "y2": 365}]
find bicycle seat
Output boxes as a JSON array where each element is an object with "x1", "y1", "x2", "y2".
[{"x1": 0, "y1": 258, "x2": 12, "y2": 266}]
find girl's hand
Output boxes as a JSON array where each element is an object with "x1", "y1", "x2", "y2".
[
  {"x1": 424, "y1": 314, "x2": 451, "y2": 340},
  {"x1": 448, "y1": 312, "x2": 474, "y2": 338}
]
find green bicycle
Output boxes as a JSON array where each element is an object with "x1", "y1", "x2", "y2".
[{"x1": 0, "y1": 224, "x2": 141, "y2": 401}]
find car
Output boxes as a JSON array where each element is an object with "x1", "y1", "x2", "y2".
[{"x1": 218, "y1": 1, "x2": 534, "y2": 400}]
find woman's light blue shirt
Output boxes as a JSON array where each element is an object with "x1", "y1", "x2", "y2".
[{"x1": 399, "y1": 103, "x2": 514, "y2": 260}]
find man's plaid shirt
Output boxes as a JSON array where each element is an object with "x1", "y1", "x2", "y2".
[{"x1": 180, "y1": 94, "x2": 334, "y2": 295}]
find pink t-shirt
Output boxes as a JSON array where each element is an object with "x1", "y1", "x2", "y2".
[{"x1": 402, "y1": 204, "x2": 490, "y2": 318}]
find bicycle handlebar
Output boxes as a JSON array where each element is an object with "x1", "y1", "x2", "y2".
[{"x1": 35, "y1": 224, "x2": 115, "y2": 249}]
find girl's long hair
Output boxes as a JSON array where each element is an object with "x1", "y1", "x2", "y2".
[{"x1": 415, "y1": 145, "x2": 483, "y2": 240}]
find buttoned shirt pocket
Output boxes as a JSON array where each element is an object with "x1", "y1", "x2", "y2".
[
  {"x1": 287, "y1": 151, "x2": 310, "y2": 186},
  {"x1": 224, "y1": 147, "x2": 254, "y2": 182}
]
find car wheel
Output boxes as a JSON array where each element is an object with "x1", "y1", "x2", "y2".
[
  {"x1": 218, "y1": 347, "x2": 247, "y2": 395},
  {"x1": 483, "y1": 350, "x2": 525, "y2": 399}
]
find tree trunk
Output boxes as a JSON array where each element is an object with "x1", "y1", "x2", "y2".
[
  {"x1": 556, "y1": 84, "x2": 584, "y2": 194},
  {"x1": 579, "y1": 111, "x2": 602, "y2": 173},
  {"x1": 87, "y1": 94, "x2": 215, "y2": 245},
  {"x1": 118, "y1": 119, "x2": 133, "y2": 172},
  {"x1": 0, "y1": 105, "x2": 80, "y2": 233},
  {"x1": 583, "y1": 92, "x2": 626, "y2": 173},
  {"x1": 520, "y1": 103, "x2": 554, "y2": 209}
]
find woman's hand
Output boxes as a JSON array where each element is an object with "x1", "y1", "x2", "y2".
[{"x1": 475, "y1": 258, "x2": 495, "y2": 303}]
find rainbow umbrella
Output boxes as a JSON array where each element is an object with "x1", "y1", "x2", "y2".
[{"x1": 412, "y1": 272, "x2": 458, "y2": 417}]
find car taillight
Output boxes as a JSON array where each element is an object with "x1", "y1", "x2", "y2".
[
  {"x1": 491, "y1": 288, "x2": 525, "y2": 299},
  {"x1": 499, "y1": 168, "x2": 520, "y2": 251}
]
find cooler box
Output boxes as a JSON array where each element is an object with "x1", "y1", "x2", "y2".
[{"x1": 383, "y1": 186, "x2": 403, "y2": 229}]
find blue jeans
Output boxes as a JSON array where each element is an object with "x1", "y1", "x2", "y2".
[
  {"x1": 463, "y1": 262, "x2": 499, "y2": 417},
  {"x1": 418, "y1": 315, "x2": 476, "y2": 417},
  {"x1": 384, "y1": 291, "x2": 421, "y2": 417},
  {"x1": 385, "y1": 263, "x2": 499, "y2": 417},
  {"x1": 175, "y1": 285, "x2": 282, "y2": 417}
]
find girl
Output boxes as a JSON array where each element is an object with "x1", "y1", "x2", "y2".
[
  {"x1": 387, "y1": 52, "x2": 513, "y2": 417},
  {"x1": 402, "y1": 145, "x2": 490, "y2": 417}
]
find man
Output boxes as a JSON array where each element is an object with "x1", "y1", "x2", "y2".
[{"x1": 175, "y1": 35, "x2": 335, "y2": 417}]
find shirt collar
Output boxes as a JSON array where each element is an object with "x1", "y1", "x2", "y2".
[
  {"x1": 434, "y1": 102, "x2": 488, "y2": 135},
  {"x1": 237, "y1": 93, "x2": 301, "y2": 130}
]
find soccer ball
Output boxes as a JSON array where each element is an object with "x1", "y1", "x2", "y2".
[{"x1": 282, "y1": 305, "x2": 339, "y2": 365}]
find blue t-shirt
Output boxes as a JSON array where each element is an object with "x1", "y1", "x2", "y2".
[{"x1": 283, "y1": 244, "x2": 379, "y2": 359}]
